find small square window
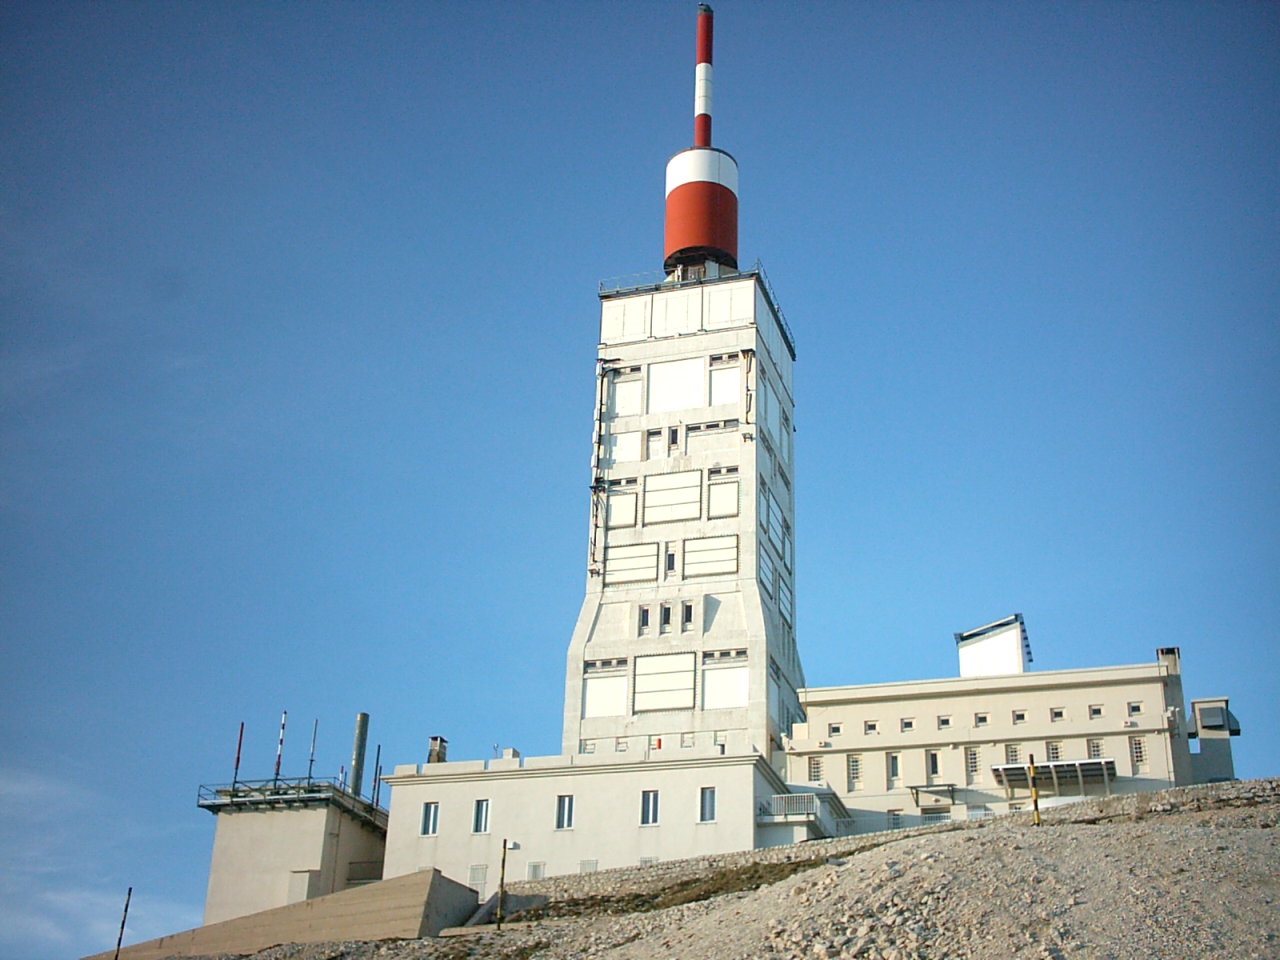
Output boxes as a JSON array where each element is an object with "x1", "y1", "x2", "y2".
[
  {"x1": 1089, "y1": 704, "x2": 1104, "y2": 719},
  {"x1": 974, "y1": 713, "x2": 989, "y2": 727},
  {"x1": 900, "y1": 718, "x2": 915, "y2": 732},
  {"x1": 680, "y1": 732, "x2": 695, "y2": 748},
  {"x1": 1012, "y1": 710, "x2": 1026, "y2": 724},
  {"x1": 1050, "y1": 707, "x2": 1065, "y2": 722},
  {"x1": 827, "y1": 722, "x2": 843, "y2": 737},
  {"x1": 1127, "y1": 701, "x2": 1143, "y2": 716},
  {"x1": 937, "y1": 716, "x2": 952, "y2": 730},
  {"x1": 864, "y1": 720, "x2": 879, "y2": 734}
]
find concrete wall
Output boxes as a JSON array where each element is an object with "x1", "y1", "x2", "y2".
[
  {"x1": 383, "y1": 751, "x2": 782, "y2": 891},
  {"x1": 83, "y1": 868, "x2": 475, "y2": 960},
  {"x1": 790, "y1": 657, "x2": 1194, "y2": 830},
  {"x1": 203, "y1": 801, "x2": 385, "y2": 923}
]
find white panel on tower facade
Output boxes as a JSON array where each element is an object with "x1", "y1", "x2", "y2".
[
  {"x1": 609, "y1": 379, "x2": 643, "y2": 418},
  {"x1": 759, "y1": 548, "x2": 776, "y2": 595},
  {"x1": 601, "y1": 296, "x2": 650, "y2": 343},
  {"x1": 634, "y1": 652, "x2": 696, "y2": 712},
  {"x1": 582, "y1": 675, "x2": 628, "y2": 717},
  {"x1": 684, "y1": 535, "x2": 738, "y2": 577},
  {"x1": 703, "y1": 664, "x2": 749, "y2": 709},
  {"x1": 647, "y1": 357, "x2": 705, "y2": 413},
  {"x1": 707, "y1": 480, "x2": 739, "y2": 518},
  {"x1": 606, "y1": 492, "x2": 637, "y2": 528},
  {"x1": 652, "y1": 289, "x2": 701, "y2": 338},
  {"x1": 709, "y1": 365, "x2": 741, "y2": 406},
  {"x1": 644, "y1": 470, "x2": 702, "y2": 524},
  {"x1": 705, "y1": 282, "x2": 755, "y2": 330},
  {"x1": 603, "y1": 542, "x2": 659, "y2": 584},
  {"x1": 607, "y1": 430, "x2": 641, "y2": 464}
]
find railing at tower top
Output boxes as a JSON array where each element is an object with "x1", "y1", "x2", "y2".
[
  {"x1": 196, "y1": 776, "x2": 389, "y2": 828},
  {"x1": 597, "y1": 260, "x2": 796, "y2": 359}
]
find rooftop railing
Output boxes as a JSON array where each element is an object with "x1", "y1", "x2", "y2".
[{"x1": 197, "y1": 776, "x2": 388, "y2": 828}]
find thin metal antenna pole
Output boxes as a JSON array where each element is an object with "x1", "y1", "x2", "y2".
[
  {"x1": 112, "y1": 886, "x2": 132, "y2": 960},
  {"x1": 232, "y1": 722, "x2": 244, "y2": 788},
  {"x1": 307, "y1": 718, "x2": 318, "y2": 782},
  {"x1": 371, "y1": 744, "x2": 381, "y2": 805},
  {"x1": 273, "y1": 710, "x2": 287, "y2": 785}
]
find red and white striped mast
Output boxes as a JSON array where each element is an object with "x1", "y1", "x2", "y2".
[{"x1": 664, "y1": 3, "x2": 739, "y2": 275}]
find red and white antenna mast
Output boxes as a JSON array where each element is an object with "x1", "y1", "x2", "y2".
[{"x1": 664, "y1": 3, "x2": 739, "y2": 273}]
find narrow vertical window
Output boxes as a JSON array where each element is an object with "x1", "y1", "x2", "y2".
[
  {"x1": 926, "y1": 750, "x2": 940, "y2": 778},
  {"x1": 1005, "y1": 743, "x2": 1021, "y2": 764},
  {"x1": 472, "y1": 798, "x2": 490, "y2": 834},
  {"x1": 1129, "y1": 736, "x2": 1147, "y2": 769},
  {"x1": 638, "y1": 606, "x2": 650, "y2": 632},
  {"x1": 887, "y1": 752, "x2": 900, "y2": 782},
  {"x1": 420, "y1": 801, "x2": 439, "y2": 836},
  {"x1": 807, "y1": 755, "x2": 823, "y2": 782},
  {"x1": 1046, "y1": 741, "x2": 1062, "y2": 762},
  {"x1": 699, "y1": 786, "x2": 716, "y2": 822},
  {"x1": 660, "y1": 603, "x2": 672, "y2": 629},
  {"x1": 682, "y1": 601, "x2": 694, "y2": 629},
  {"x1": 965, "y1": 746, "x2": 981, "y2": 784},
  {"x1": 1087, "y1": 738, "x2": 1104, "y2": 760},
  {"x1": 555, "y1": 794, "x2": 574, "y2": 830},
  {"x1": 846, "y1": 754, "x2": 862, "y2": 791},
  {"x1": 640, "y1": 789, "x2": 660, "y2": 825}
]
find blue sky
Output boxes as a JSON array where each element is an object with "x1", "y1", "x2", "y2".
[{"x1": 2, "y1": 2, "x2": 1276, "y2": 956}]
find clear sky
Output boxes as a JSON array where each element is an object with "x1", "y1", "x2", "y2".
[{"x1": 2, "y1": 2, "x2": 1276, "y2": 956}]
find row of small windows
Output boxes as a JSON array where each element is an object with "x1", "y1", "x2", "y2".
[
  {"x1": 811, "y1": 736, "x2": 1150, "y2": 791},
  {"x1": 420, "y1": 788, "x2": 718, "y2": 836},
  {"x1": 830, "y1": 701, "x2": 1145, "y2": 738},
  {"x1": 581, "y1": 730, "x2": 732, "y2": 754}
]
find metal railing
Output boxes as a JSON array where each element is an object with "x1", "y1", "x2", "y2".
[
  {"x1": 196, "y1": 776, "x2": 388, "y2": 827},
  {"x1": 759, "y1": 793, "x2": 819, "y2": 817},
  {"x1": 920, "y1": 811, "x2": 952, "y2": 825}
]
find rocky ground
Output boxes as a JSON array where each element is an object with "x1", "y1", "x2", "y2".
[{"x1": 185, "y1": 780, "x2": 1279, "y2": 960}]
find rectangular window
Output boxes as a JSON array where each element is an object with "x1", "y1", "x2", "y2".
[
  {"x1": 888, "y1": 809, "x2": 903, "y2": 830},
  {"x1": 615, "y1": 737, "x2": 629, "y2": 752},
  {"x1": 526, "y1": 861, "x2": 545, "y2": 880},
  {"x1": 638, "y1": 606, "x2": 650, "y2": 632},
  {"x1": 468, "y1": 864, "x2": 488, "y2": 898},
  {"x1": 420, "y1": 801, "x2": 439, "y2": 836},
  {"x1": 900, "y1": 718, "x2": 915, "y2": 732},
  {"x1": 1089, "y1": 704, "x2": 1104, "y2": 719},
  {"x1": 707, "y1": 480, "x2": 740, "y2": 518},
  {"x1": 807, "y1": 756, "x2": 823, "y2": 782},
  {"x1": 682, "y1": 601, "x2": 694, "y2": 628},
  {"x1": 699, "y1": 786, "x2": 717, "y2": 822},
  {"x1": 974, "y1": 712, "x2": 989, "y2": 727},
  {"x1": 1050, "y1": 707, "x2": 1065, "y2": 722},
  {"x1": 846, "y1": 754, "x2": 862, "y2": 791},
  {"x1": 472, "y1": 799, "x2": 490, "y2": 834},
  {"x1": 1046, "y1": 741, "x2": 1063, "y2": 762},
  {"x1": 640, "y1": 789, "x2": 660, "y2": 825},
  {"x1": 926, "y1": 750, "x2": 940, "y2": 778},
  {"x1": 555, "y1": 794, "x2": 574, "y2": 830},
  {"x1": 1129, "y1": 736, "x2": 1147, "y2": 769},
  {"x1": 579, "y1": 739, "x2": 596, "y2": 754},
  {"x1": 1012, "y1": 710, "x2": 1026, "y2": 724},
  {"x1": 864, "y1": 720, "x2": 879, "y2": 734},
  {"x1": 1005, "y1": 743, "x2": 1021, "y2": 764},
  {"x1": 660, "y1": 603, "x2": 672, "y2": 630},
  {"x1": 887, "y1": 752, "x2": 901, "y2": 782},
  {"x1": 1087, "y1": 738, "x2": 1104, "y2": 759},
  {"x1": 827, "y1": 722, "x2": 843, "y2": 737},
  {"x1": 937, "y1": 715, "x2": 952, "y2": 730},
  {"x1": 1128, "y1": 701, "x2": 1143, "y2": 716},
  {"x1": 965, "y1": 746, "x2": 981, "y2": 783},
  {"x1": 680, "y1": 731, "x2": 695, "y2": 748}
]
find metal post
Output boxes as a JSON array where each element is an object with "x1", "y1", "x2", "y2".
[
  {"x1": 273, "y1": 710, "x2": 287, "y2": 784},
  {"x1": 112, "y1": 886, "x2": 132, "y2": 960},
  {"x1": 1029, "y1": 753, "x2": 1042, "y2": 827},
  {"x1": 232, "y1": 722, "x2": 244, "y2": 788},
  {"x1": 496, "y1": 838, "x2": 509, "y2": 930},
  {"x1": 371, "y1": 744, "x2": 382, "y2": 807},
  {"x1": 307, "y1": 718, "x2": 318, "y2": 783}
]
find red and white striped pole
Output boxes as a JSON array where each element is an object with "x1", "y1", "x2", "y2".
[
  {"x1": 664, "y1": 4, "x2": 739, "y2": 272},
  {"x1": 273, "y1": 710, "x2": 287, "y2": 782},
  {"x1": 693, "y1": 3, "x2": 714, "y2": 147}
]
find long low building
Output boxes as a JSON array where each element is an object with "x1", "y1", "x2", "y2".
[{"x1": 785, "y1": 618, "x2": 1240, "y2": 833}]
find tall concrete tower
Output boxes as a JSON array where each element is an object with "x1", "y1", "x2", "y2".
[{"x1": 562, "y1": 4, "x2": 803, "y2": 770}]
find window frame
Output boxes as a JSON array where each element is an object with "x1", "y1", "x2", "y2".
[
  {"x1": 640, "y1": 789, "x2": 660, "y2": 825},
  {"x1": 420, "y1": 801, "x2": 439, "y2": 836}
]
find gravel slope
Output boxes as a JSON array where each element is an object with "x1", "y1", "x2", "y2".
[{"x1": 185, "y1": 782, "x2": 1280, "y2": 960}]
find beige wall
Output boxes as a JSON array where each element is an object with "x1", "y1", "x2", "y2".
[
  {"x1": 789, "y1": 658, "x2": 1195, "y2": 831},
  {"x1": 204, "y1": 802, "x2": 385, "y2": 924},
  {"x1": 383, "y1": 751, "x2": 785, "y2": 892},
  {"x1": 84, "y1": 868, "x2": 474, "y2": 960}
]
